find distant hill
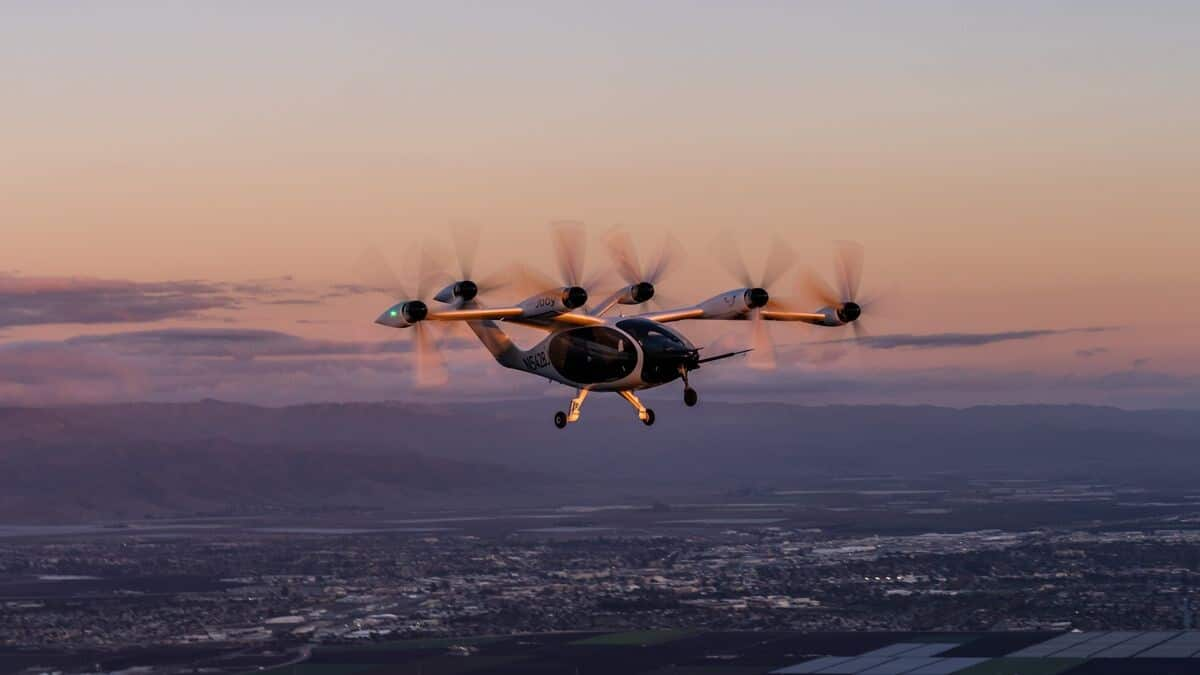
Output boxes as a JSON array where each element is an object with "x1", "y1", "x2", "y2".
[
  {"x1": 1, "y1": 400, "x2": 1198, "y2": 521},
  {"x1": 0, "y1": 434, "x2": 529, "y2": 522}
]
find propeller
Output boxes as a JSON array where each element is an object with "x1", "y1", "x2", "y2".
[
  {"x1": 512, "y1": 221, "x2": 606, "y2": 308},
  {"x1": 356, "y1": 243, "x2": 448, "y2": 388},
  {"x1": 441, "y1": 222, "x2": 511, "y2": 304},
  {"x1": 799, "y1": 240, "x2": 876, "y2": 340},
  {"x1": 604, "y1": 228, "x2": 684, "y2": 308},
  {"x1": 710, "y1": 232, "x2": 799, "y2": 370}
]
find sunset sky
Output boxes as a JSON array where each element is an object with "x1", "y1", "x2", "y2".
[{"x1": 3, "y1": 2, "x2": 1198, "y2": 407}]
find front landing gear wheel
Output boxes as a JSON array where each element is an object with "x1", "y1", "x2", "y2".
[
  {"x1": 684, "y1": 388, "x2": 698, "y2": 407},
  {"x1": 642, "y1": 409, "x2": 656, "y2": 426},
  {"x1": 554, "y1": 411, "x2": 567, "y2": 429}
]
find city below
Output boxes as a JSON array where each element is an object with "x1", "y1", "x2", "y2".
[{"x1": 4, "y1": 475, "x2": 1200, "y2": 674}]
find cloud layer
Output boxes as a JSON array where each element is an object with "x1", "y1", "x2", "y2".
[
  {"x1": 0, "y1": 275, "x2": 238, "y2": 328},
  {"x1": 817, "y1": 327, "x2": 1115, "y2": 350},
  {"x1": 64, "y1": 328, "x2": 473, "y2": 359},
  {"x1": 0, "y1": 273, "x2": 379, "y2": 329},
  {"x1": 0, "y1": 324, "x2": 1191, "y2": 409},
  {"x1": 0, "y1": 274, "x2": 1178, "y2": 409}
]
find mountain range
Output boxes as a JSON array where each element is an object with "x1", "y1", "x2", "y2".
[{"x1": 1, "y1": 399, "x2": 1198, "y2": 521}]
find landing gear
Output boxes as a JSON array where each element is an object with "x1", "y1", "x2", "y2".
[
  {"x1": 619, "y1": 390, "x2": 655, "y2": 426},
  {"x1": 680, "y1": 366, "x2": 698, "y2": 407},
  {"x1": 554, "y1": 389, "x2": 590, "y2": 428}
]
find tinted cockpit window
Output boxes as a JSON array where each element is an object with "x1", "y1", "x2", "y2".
[
  {"x1": 616, "y1": 319, "x2": 688, "y2": 349},
  {"x1": 617, "y1": 318, "x2": 694, "y2": 384},
  {"x1": 547, "y1": 327, "x2": 638, "y2": 384}
]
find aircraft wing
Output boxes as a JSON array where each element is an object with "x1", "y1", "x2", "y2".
[
  {"x1": 430, "y1": 302, "x2": 605, "y2": 331},
  {"x1": 427, "y1": 307, "x2": 525, "y2": 321},
  {"x1": 760, "y1": 310, "x2": 828, "y2": 324},
  {"x1": 549, "y1": 312, "x2": 606, "y2": 327},
  {"x1": 506, "y1": 311, "x2": 606, "y2": 331},
  {"x1": 638, "y1": 307, "x2": 831, "y2": 326},
  {"x1": 636, "y1": 308, "x2": 704, "y2": 324}
]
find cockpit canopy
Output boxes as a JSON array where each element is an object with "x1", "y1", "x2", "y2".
[
  {"x1": 616, "y1": 319, "x2": 694, "y2": 353},
  {"x1": 547, "y1": 326, "x2": 638, "y2": 384},
  {"x1": 617, "y1": 318, "x2": 697, "y2": 384}
]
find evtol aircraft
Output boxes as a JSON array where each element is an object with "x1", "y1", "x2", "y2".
[{"x1": 367, "y1": 223, "x2": 878, "y2": 428}]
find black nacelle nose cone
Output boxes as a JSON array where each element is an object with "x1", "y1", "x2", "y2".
[
  {"x1": 745, "y1": 287, "x2": 770, "y2": 309},
  {"x1": 455, "y1": 280, "x2": 479, "y2": 301},
  {"x1": 563, "y1": 286, "x2": 588, "y2": 309},
  {"x1": 404, "y1": 300, "x2": 428, "y2": 322},
  {"x1": 632, "y1": 282, "x2": 655, "y2": 304},
  {"x1": 838, "y1": 302, "x2": 862, "y2": 323}
]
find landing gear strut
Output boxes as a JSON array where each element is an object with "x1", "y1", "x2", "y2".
[
  {"x1": 680, "y1": 366, "x2": 698, "y2": 407},
  {"x1": 554, "y1": 389, "x2": 590, "y2": 429},
  {"x1": 618, "y1": 390, "x2": 655, "y2": 426}
]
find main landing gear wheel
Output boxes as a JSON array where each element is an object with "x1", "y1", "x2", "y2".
[
  {"x1": 554, "y1": 411, "x2": 567, "y2": 429},
  {"x1": 684, "y1": 388, "x2": 698, "y2": 407},
  {"x1": 642, "y1": 409, "x2": 656, "y2": 426}
]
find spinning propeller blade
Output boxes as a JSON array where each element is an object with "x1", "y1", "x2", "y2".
[
  {"x1": 800, "y1": 240, "x2": 876, "y2": 340},
  {"x1": 834, "y1": 240, "x2": 864, "y2": 302},
  {"x1": 551, "y1": 220, "x2": 588, "y2": 288},
  {"x1": 508, "y1": 221, "x2": 606, "y2": 306},
  {"x1": 710, "y1": 230, "x2": 755, "y2": 289},
  {"x1": 356, "y1": 242, "x2": 449, "y2": 387},
  {"x1": 412, "y1": 321, "x2": 448, "y2": 388},
  {"x1": 710, "y1": 232, "x2": 800, "y2": 369},
  {"x1": 448, "y1": 222, "x2": 511, "y2": 298},
  {"x1": 356, "y1": 245, "x2": 409, "y2": 299},
  {"x1": 605, "y1": 228, "x2": 684, "y2": 308},
  {"x1": 748, "y1": 308, "x2": 777, "y2": 370}
]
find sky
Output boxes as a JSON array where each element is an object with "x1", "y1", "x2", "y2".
[{"x1": 2, "y1": 1, "x2": 1198, "y2": 408}]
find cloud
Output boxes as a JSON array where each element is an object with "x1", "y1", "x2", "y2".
[
  {"x1": 0, "y1": 275, "x2": 238, "y2": 328},
  {"x1": 260, "y1": 298, "x2": 323, "y2": 306},
  {"x1": 0, "y1": 342, "x2": 147, "y2": 405},
  {"x1": 227, "y1": 276, "x2": 296, "y2": 295},
  {"x1": 775, "y1": 345, "x2": 849, "y2": 366},
  {"x1": 0, "y1": 324, "x2": 1190, "y2": 409},
  {"x1": 65, "y1": 328, "x2": 473, "y2": 360},
  {"x1": 321, "y1": 284, "x2": 380, "y2": 299},
  {"x1": 0, "y1": 273, "x2": 386, "y2": 329},
  {"x1": 1075, "y1": 347, "x2": 1109, "y2": 358},
  {"x1": 815, "y1": 327, "x2": 1115, "y2": 350},
  {"x1": 696, "y1": 364, "x2": 1200, "y2": 409},
  {"x1": 0, "y1": 328, "x2": 503, "y2": 406}
]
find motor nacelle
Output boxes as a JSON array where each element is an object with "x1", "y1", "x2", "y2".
[
  {"x1": 374, "y1": 300, "x2": 428, "y2": 328},
  {"x1": 837, "y1": 302, "x2": 861, "y2": 323},
  {"x1": 810, "y1": 302, "x2": 861, "y2": 326},
  {"x1": 617, "y1": 281, "x2": 655, "y2": 305},
  {"x1": 517, "y1": 286, "x2": 588, "y2": 317},
  {"x1": 694, "y1": 287, "x2": 769, "y2": 319},
  {"x1": 433, "y1": 280, "x2": 479, "y2": 304}
]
